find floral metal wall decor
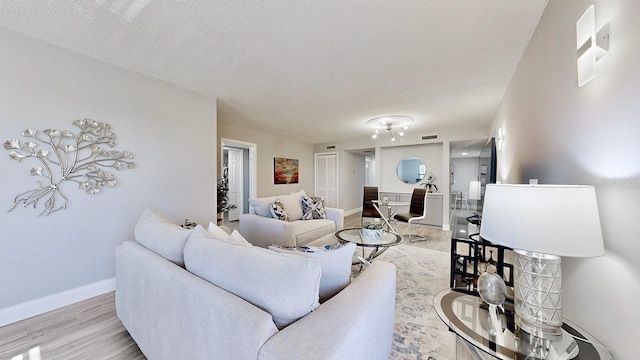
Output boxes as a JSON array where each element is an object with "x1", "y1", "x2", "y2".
[{"x1": 4, "y1": 119, "x2": 135, "y2": 216}]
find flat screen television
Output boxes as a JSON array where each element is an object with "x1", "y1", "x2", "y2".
[{"x1": 478, "y1": 137, "x2": 497, "y2": 212}]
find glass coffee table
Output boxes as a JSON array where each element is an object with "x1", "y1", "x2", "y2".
[{"x1": 334, "y1": 227, "x2": 402, "y2": 265}]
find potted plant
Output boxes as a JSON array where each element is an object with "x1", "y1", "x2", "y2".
[
  {"x1": 217, "y1": 166, "x2": 237, "y2": 225},
  {"x1": 361, "y1": 221, "x2": 383, "y2": 240},
  {"x1": 421, "y1": 173, "x2": 438, "y2": 193}
]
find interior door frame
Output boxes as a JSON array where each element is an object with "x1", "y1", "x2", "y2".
[
  {"x1": 220, "y1": 138, "x2": 257, "y2": 215},
  {"x1": 225, "y1": 147, "x2": 243, "y2": 221}
]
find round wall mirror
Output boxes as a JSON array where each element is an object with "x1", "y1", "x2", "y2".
[{"x1": 396, "y1": 157, "x2": 426, "y2": 184}]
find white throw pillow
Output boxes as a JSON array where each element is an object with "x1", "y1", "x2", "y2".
[
  {"x1": 229, "y1": 230, "x2": 252, "y2": 246},
  {"x1": 269, "y1": 242, "x2": 356, "y2": 302},
  {"x1": 184, "y1": 226, "x2": 321, "y2": 328},
  {"x1": 134, "y1": 208, "x2": 191, "y2": 266},
  {"x1": 207, "y1": 222, "x2": 251, "y2": 246},
  {"x1": 207, "y1": 221, "x2": 232, "y2": 241}
]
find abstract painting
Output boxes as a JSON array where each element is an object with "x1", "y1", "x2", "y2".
[{"x1": 274, "y1": 157, "x2": 299, "y2": 184}]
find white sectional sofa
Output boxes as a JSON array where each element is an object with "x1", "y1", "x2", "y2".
[
  {"x1": 116, "y1": 209, "x2": 396, "y2": 360},
  {"x1": 240, "y1": 190, "x2": 344, "y2": 248}
]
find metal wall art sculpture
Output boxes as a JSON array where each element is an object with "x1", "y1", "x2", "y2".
[{"x1": 3, "y1": 119, "x2": 135, "y2": 216}]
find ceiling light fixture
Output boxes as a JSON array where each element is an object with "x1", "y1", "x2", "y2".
[{"x1": 368, "y1": 115, "x2": 413, "y2": 141}]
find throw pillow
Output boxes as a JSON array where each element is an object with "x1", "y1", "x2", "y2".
[
  {"x1": 207, "y1": 221, "x2": 232, "y2": 241},
  {"x1": 269, "y1": 242, "x2": 356, "y2": 302},
  {"x1": 229, "y1": 230, "x2": 252, "y2": 246},
  {"x1": 134, "y1": 208, "x2": 191, "y2": 266},
  {"x1": 301, "y1": 195, "x2": 326, "y2": 220},
  {"x1": 207, "y1": 222, "x2": 252, "y2": 246},
  {"x1": 184, "y1": 226, "x2": 321, "y2": 328},
  {"x1": 269, "y1": 198, "x2": 290, "y2": 221}
]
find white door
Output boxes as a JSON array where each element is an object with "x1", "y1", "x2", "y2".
[
  {"x1": 365, "y1": 156, "x2": 376, "y2": 186},
  {"x1": 315, "y1": 153, "x2": 338, "y2": 208},
  {"x1": 227, "y1": 148, "x2": 243, "y2": 221}
]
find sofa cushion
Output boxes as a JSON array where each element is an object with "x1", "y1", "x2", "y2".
[
  {"x1": 292, "y1": 219, "x2": 337, "y2": 246},
  {"x1": 134, "y1": 208, "x2": 191, "y2": 266},
  {"x1": 301, "y1": 195, "x2": 326, "y2": 220},
  {"x1": 249, "y1": 190, "x2": 305, "y2": 220},
  {"x1": 269, "y1": 198, "x2": 291, "y2": 222},
  {"x1": 207, "y1": 222, "x2": 251, "y2": 246},
  {"x1": 269, "y1": 242, "x2": 356, "y2": 302},
  {"x1": 183, "y1": 225, "x2": 321, "y2": 328}
]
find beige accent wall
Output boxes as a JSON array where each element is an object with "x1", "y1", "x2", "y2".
[
  {"x1": 492, "y1": 1, "x2": 638, "y2": 358},
  {"x1": 217, "y1": 120, "x2": 315, "y2": 199}
]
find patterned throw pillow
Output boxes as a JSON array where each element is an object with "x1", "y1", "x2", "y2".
[
  {"x1": 301, "y1": 195, "x2": 326, "y2": 220},
  {"x1": 269, "y1": 198, "x2": 290, "y2": 221}
]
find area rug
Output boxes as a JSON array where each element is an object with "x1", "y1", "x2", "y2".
[{"x1": 373, "y1": 244, "x2": 457, "y2": 360}]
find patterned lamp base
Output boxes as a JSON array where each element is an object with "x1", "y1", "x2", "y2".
[{"x1": 513, "y1": 250, "x2": 563, "y2": 338}]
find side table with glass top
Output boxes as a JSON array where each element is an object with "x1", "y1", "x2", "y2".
[
  {"x1": 434, "y1": 289, "x2": 613, "y2": 360},
  {"x1": 334, "y1": 227, "x2": 402, "y2": 265}
]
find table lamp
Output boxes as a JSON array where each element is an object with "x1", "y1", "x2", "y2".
[{"x1": 479, "y1": 184, "x2": 604, "y2": 338}]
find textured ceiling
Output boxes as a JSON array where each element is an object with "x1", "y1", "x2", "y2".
[{"x1": 0, "y1": 0, "x2": 548, "y2": 144}]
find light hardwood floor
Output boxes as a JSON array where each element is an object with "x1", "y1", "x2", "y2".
[{"x1": 0, "y1": 213, "x2": 451, "y2": 359}]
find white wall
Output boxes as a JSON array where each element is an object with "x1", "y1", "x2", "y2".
[
  {"x1": 492, "y1": 1, "x2": 638, "y2": 358},
  {"x1": 217, "y1": 122, "x2": 315, "y2": 198},
  {"x1": 379, "y1": 144, "x2": 443, "y2": 194},
  {"x1": 0, "y1": 28, "x2": 217, "y2": 314},
  {"x1": 451, "y1": 157, "x2": 480, "y2": 193}
]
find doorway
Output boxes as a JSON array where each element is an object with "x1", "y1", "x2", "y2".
[{"x1": 221, "y1": 138, "x2": 257, "y2": 227}]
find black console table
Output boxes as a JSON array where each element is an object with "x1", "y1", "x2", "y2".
[{"x1": 450, "y1": 214, "x2": 514, "y2": 294}]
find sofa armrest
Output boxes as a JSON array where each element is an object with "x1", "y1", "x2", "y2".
[
  {"x1": 325, "y1": 207, "x2": 344, "y2": 230},
  {"x1": 116, "y1": 241, "x2": 279, "y2": 360},
  {"x1": 259, "y1": 261, "x2": 396, "y2": 360},
  {"x1": 239, "y1": 213, "x2": 296, "y2": 248}
]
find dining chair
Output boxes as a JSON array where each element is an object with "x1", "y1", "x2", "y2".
[
  {"x1": 361, "y1": 186, "x2": 381, "y2": 225},
  {"x1": 393, "y1": 188, "x2": 428, "y2": 242}
]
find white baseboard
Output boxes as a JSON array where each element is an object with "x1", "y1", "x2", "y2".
[
  {"x1": 0, "y1": 278, "x2": 115, "y2": 328},
  {"x1": 344, "y1": 207, "x2": 361, "y2": 216}
]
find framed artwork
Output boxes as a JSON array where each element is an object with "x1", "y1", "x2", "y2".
[{"x1": 274, "y1": 157, "x2": 299, "y2": 184}]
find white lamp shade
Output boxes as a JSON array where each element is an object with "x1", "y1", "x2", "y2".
[
  {"x1": 479, "y1": 184, "x2": 604, "y2": 257},
  {"x1": 468, "y1": 181, "x2": 482, "y2": 200}
]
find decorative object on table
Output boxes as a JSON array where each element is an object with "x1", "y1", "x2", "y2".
[
  {"x1": 449, "y1": 233, "x2": 514, "y2": 291},
  {"x1": 421, "y1": 172, "x2": 438, "y2": 193},
  {"x1": 181, "y1": 219, "x2": 198, "y2": 229},
  {"x1": 480, "y1": 184, "x2": 604, "y2": 338},
  {"x1": 361, "y1": 221, "x2": 382, "y2": 240},
  {"x1": 477, "y1": 264, "x2": 506, "y2": 306},
  {"x1": 4, "y1": 119, "x2": 135, "y2": 216},
  {"x1": 273, "y1": 157, "x2": 299, "y2": 184},
  {"x1": 216, "y1": 165, "x2": 237, "y2": 225}
]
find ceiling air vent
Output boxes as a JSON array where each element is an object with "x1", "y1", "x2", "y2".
[
  {"x1": 326, "y1": 145, "x2": 336, "y2": 150},
  {"x1": 421, "y1": 134, "x2": 439, "y2": 141}
]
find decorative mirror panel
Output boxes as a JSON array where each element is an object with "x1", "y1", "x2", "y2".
[{"x1": 396, "y1": 157, "x2": 426, "y2": 184}]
